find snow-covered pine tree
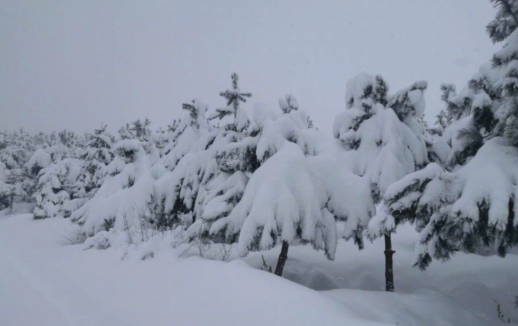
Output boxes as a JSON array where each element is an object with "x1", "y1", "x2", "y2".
[
  {"x1": 387, "y1": 81, "x2": 428, "y2": 123},
  {"x1": 0, "y1": 161, "x2": 8, "y2": 210},
  {"x1": 58, "y1": 130, "x2": 79, "y2": 149},
  {"x1": 435, "y1": 84, "x2": 471, "y2": 131},
  {"x1": 117, "y1": 118, "x2": 152, "y2": 142},
  {"x1": 379, "y1": 2, "x2": 518, "y2": 271},
  {"x1": 206, "y1": 98, "x2": 373, "y2": 276},
  {"x1": 74, "y1": 125, "x2": 114, "y2": 201},
  {"x1": 33, "y1": 157, "x2": 83, "y2": 219},
  {"x1": 212, "y1": 141, "x2": 338, "y2": 277},
  {"x1": 150, "y1": 126, "x2": 169, "y2": 159},
  {"x1": 279, "y1": 94, "x2": 299, "y2": 114},
  {"x1": 0, "y1": 142, "x2": 29, "y2": 171},
  {"x1": 167, "y1": 119, "x2": 180, "y2": 133},
  {"x1": 334, "y1": 73, "x2": 429, "y2": 291},
  {"x1": 129, "y1": 118, "x2": 152, "y2": 141},
  {"x1": 118, "y1": 118, "x2": 163, "y2": 163},
  {"x1": 32, "y1": 130, "x2": 87, "y2": 219},
  {"x1": 0, "y1": 131, "x2": 35, "y2": 209},
  {"x1": 195, "y1": 78, "x2": 256, "y2": 213},
  {"x1": 165, "y1": 91, "x2": 263, "y2": 242},
  {"x1": 201, "y1": 94, "x2": 311, "y2": 221},
  {"x1": 24, "y1": 148, "x2": 52, "y2": 199},
  {"x1": 182, "y1": 100, "x2": 208, "y2": 129},
  {"x1": 208, "y1": 73, "x2": 252, "y2": 132},
  {"x1": 435, "y1": 72, "x2": 499, "y2": 169},
  {"x1": 188, "y1": 104, "x2": 275, "y2": 247},
  {"x1": 71, "y1": 137, "x2": 154, "y2": 237},
  {"x1": 278, "y1": 94, "x2": 315, "y2": 128},
  {"x1": 152, "y1": 98, "x2": 224, "y2": 230},
  {"x1": 181, "y1": 103, "x2": 276, "y2": 252},
  {"x1": 487, "y1": 0, "x2": 518, "y2": 43},
  {"x1": 118, "y1": 123, "x2": 133, "y2": 140},
  {"x1": 1, "y1": 168, "x2": 27, "y2": 212}
]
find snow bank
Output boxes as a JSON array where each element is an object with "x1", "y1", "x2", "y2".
[
  {"x1": 1, "y1": 215, "x2": 514, "y2": 326},
  {"x1": 0, "y1": 214, "x2": 388, "y2": 326}
]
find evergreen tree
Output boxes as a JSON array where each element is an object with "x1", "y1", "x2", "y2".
[
  {"x1": 278, "y1": 94, "x2": 299, "y2": 114},
  {"x1": 33, "y1": 157, "x2": 83, "y2": 219},
  {"x1": 209, "y1": 142, "x2": 337, "y2": 277},
  {"x1": 182, "y1": 99, "x2": 209, "y2": 129},
  {"x1": 278, "y1": 94, "x2": 315, "y2": 128},
  {"x1": 71, "y1": 138, "x2": 154, "y2": 236},
  {"x1": 0, "y1": 143, "x2": 28, "y2": 170},
  {"x1": 205, "y1": 98, "x2": 373, "y2": 276},
  {"x1": 208, "y1": 73, "x2": 252, "y2": 131},
  {"x1": 151, "y1": 98, "x2": 222, "y2": 230},
  {"x1": 24, "y1": 149, "x2": 52, "y2": 199},
  {"x1": 0, "y1": 162, "x2": 8, "y2": 210},
  {"x1": 387, "y1": 81, "x2": 427, "y2": 123},
  {"x1": 487, "y1": 0, "x2": 518, "y2": 43},
  {"x1": 58, "y1": 130, "x2": 79, "y2": 148},
  {"x1": 335, "y1": 73, "x2": 429, "y2": 291},
  {"x1": 2, "y1": 169, "x2": 26, "y2": 212},
  {"x1": 75, "y1": 125, "x2": 114, "y2": 200},
  {"x1": 191, "y1": 104, "x2": 280, "y2": 248},
  {"x1": 378, "y1": 2, "x2": 518, "y2": 271},
  {"x1": 32, "y1": 130, "x2": 84, "y2": 219},
  {"x1": 129, "y1": 118, "x2": 152, "y2": 141},
  {"x1": 0, "y1": 132, "x2": 34, "y2": 207}
]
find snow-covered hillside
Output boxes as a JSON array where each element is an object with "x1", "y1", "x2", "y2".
[{"x1": 0, "y1": 213, "x2": 515, "y2": 326}]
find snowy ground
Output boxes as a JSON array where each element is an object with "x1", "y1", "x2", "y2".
[{"x1": 1, "y1": 213, "x2": 516, "y2": 326}]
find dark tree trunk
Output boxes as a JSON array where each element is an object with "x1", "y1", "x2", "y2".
[
  {"x1": 9, "y1": 193, "x2": 14, "y2": 213},
  {"x1": 274, "y1": 241, "x2": 290, "y2": 276},
  {"x1": 384, "y1": 234, "x2": 395, "y2": 292}
]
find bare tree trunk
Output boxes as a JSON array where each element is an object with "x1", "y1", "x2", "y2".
[
  {"x1": 384, "y1": 234, "x2": 395, "y2": 292},
  {"x1": 9, "y1": 193, "x2": 14, "y2": 213},
  {"x1": 274, "y1": 241, "x2": 290, "y2": 276}
]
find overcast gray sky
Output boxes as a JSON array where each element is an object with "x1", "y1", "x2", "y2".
[{"x1": 1, "y1": 0, "x2": 498, "y2": 135}]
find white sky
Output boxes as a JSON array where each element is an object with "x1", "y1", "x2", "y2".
[{"x1": 1, "y1": 0, "x2": 499, "y2": 135}]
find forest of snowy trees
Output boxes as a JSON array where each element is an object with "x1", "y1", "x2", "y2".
[{"x1": 1, "y1": 0, "x2": 517, "y2": 305}]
